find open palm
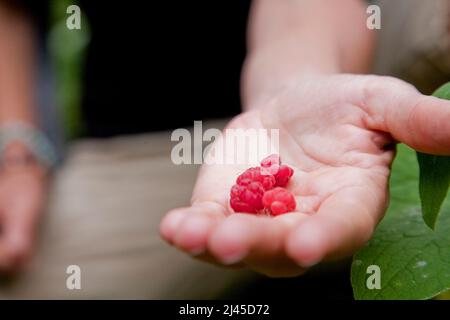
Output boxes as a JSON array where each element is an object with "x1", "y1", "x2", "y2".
[{"x1": 161, "y1": 75, "x2": 450, "y2": 277}]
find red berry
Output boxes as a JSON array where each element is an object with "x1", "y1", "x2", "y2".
[
  {"x1": 230, "y1": 154, "x2": 296, "y2": 216},
  {"x1": 261, "y1": 154, "x2": 294, "y2": 187},
  {"x1": 237, "y1": 167, "x2": 276, "y2": 191},
  {"x1": 260, "y1": 154, "x2": 281, "y2": 175},
  {"x1": 273, "y1": 165, "x2": 294, "y2": 187},
  {"x1": 230, "y1": 181, "x2": 265, "y2": 214},
  {"x1": 261, "y1": 154, "x2": 281, "y2": 168},
  {"x1": 262, "y1": 187, "x2": 296, "y2": 216}
]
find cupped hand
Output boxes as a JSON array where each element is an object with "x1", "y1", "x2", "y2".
[{"x1": 160, "y1": 75, "x2": 450, "y2": 277}]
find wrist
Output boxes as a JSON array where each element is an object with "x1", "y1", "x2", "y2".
[
  {"x1": 0, "y1": 122, "x2": 57, "y2": 171},
  {"x1": 1, "y1": 141, "x2": 40, "y2": 170},
  {"x1": 242, "y1": 0, "x2": 374, "y2": 110},
  {"x1": 242, "y1": 46, "x2": 342, "y2": 110}
]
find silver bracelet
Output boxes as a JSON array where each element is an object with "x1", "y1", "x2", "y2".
[{"x1": 0, "y1": 122, "x2": 58, "y2": 169}]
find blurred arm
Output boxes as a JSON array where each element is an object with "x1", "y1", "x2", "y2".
[
  {"x1": 0, "y1": 2, "x2": 48, "y2": 272},
  {"x1": 0, "y1": 2, "x2": 37, "y2": 125},
  {"x1": 242, "y1": 0, "x2": 376, "y2": 109}
]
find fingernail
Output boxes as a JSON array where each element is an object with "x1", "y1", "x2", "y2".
[
  {"x1": 220, "y1": 250, "x2": 247, "y2": 265},
  {"x1": 298, "y1": 256, "x2": 321, "y2": 268}
]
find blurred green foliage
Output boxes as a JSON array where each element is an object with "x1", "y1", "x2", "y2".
[{"x1": 48, "y1": 0, "x2": 89, "y2": 138}]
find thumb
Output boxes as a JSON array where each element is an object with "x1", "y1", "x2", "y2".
[{"x1": 365, "y1": 77, "x2": 450, "y2": 155}]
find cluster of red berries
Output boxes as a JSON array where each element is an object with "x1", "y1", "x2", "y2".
[{"x1": 230, "y1": 154, "x2": 296, "y2": 216}]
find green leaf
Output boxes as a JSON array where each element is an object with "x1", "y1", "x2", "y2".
[
  {"x1": 417, "y1": 153, "x2": 450, "y2": 229},
  {"x1": 433, "y1": 82, "x2": 450, "y2": 99},
  {"x1": 417, "y1": 82, "x2": 450, "y2": 229},
  {"x1": 351, "y1": 145, "x2": 450, "y2": 299},
  {"x1": 351, "y1": 206, "x2": 450, "y2": 300}
]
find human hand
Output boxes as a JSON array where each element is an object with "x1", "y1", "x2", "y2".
[
  {"x1": 160, "y1": 75, "x2": 450, "y2": 277},
  {"x1": 0, "y1": 145, "x2": 47, "y2": 272}
]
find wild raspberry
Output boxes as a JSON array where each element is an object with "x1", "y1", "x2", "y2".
[
  {"x1": 261, "y1": 154, "x2": 294, "y2": 187},
  {"x1": 261, "y1": 154, "x2": 281, "y2": 169},
  {"x1": 273, "y1": 165, "x2": 294, "y2": 187},
  {"x1": 262, "y1": 187, "x2": 296, "y2": 216},
  {"x1": 230, "y1": 181, "x2": 265, "y2": 214},
  {"x1": 236, "y1": 167, "x2": 276, "y2": 191}
]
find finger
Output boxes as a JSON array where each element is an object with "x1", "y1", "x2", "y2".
[
  {"x1": 160, "y1": 207, "x2": 192, "y2": 244},
  {"x1": 0, "y1": 209, "x2": 36, "y2": 270},
  {"x1": 0, "y1": 235, "x2": 14, "y2": 270},
  {"x1": 5, "y1": 210, "x2": 36, "y2": 258},
  {"x1": 171, "y1": 202, "x2": 226, "y2": 256},
  {"x1": 364, "y1": 77, "x2": 450, "y2": 155},
  {"x1": 286, "y1": 185, "x2": 385, "y2": 268},
  {"x1": 191, "y1": 251, "x2": 246, "y2": 269},
  {"x1": 208, "y1": 212, "x2": 308, "y2": 267}
]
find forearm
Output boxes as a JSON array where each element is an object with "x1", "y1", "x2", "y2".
[
  {"x1": 0, "y1": 3, "x2": 37, "y2": 125},
  {"x1": 242, "y1": 0, "x2": 375, "y2": 109}
]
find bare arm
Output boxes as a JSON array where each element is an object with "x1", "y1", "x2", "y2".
[
  {"x1": 0, "y1": 2, "x2": 37, "y2": 125},
  {"x1": 242, "y1": 0, "x2": 375, "y2": 108},
  {"x1": 0, "y1": 2, "x2": 46, "y2": 271},
  {"x1": 161, "y1": 0, "x2": 450, "y2": 276}
]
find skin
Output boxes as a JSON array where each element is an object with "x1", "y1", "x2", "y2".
[
  {"x1": 0, "y1": 3, "x2": 46, "y2": 271},
  {"x1": 160, "y1": 0, "x2": 450, "y2": 277}
]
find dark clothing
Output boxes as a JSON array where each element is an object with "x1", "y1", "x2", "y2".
[{"x1": 20, "y1": 1, "x2": 252, "y2": 137}]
